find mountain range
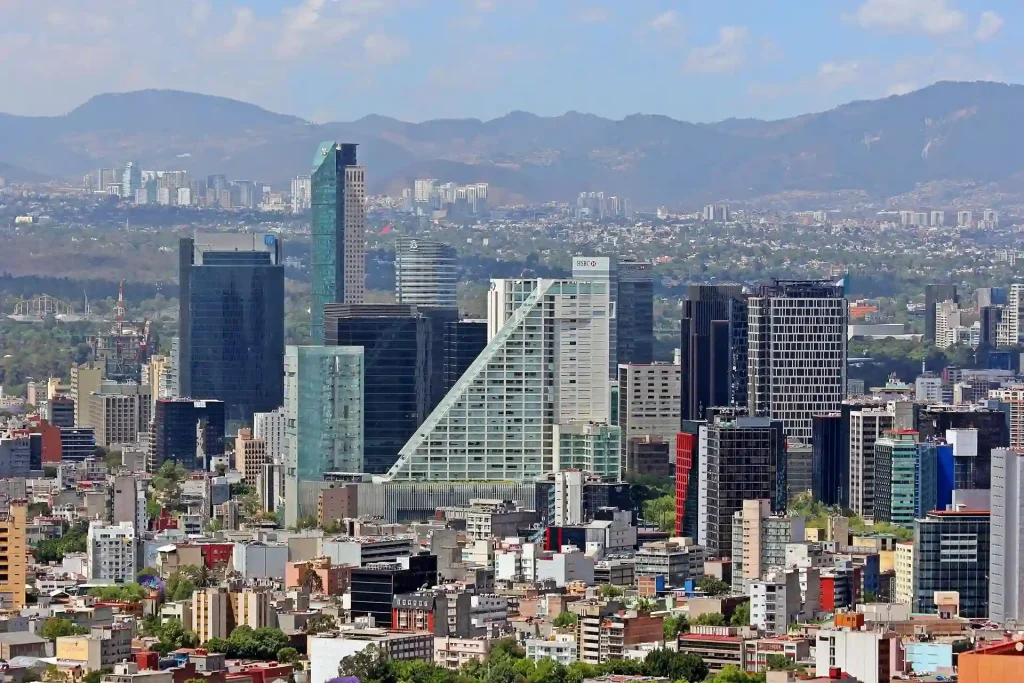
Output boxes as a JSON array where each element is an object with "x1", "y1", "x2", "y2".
[{"x1": 2, "y1": 81, "x2": 1023, "y2": 206}]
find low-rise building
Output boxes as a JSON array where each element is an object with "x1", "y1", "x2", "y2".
[
  {"x1": 322, "y1": 535, "x2": 414, "y2": 567},
  {"x1": 439, "y1": 499, "x2": 539, "y2": 541},
  {"x1": 433, "y1": 637, "x2": 491, "y2": 670},
  {"x1": 677, "y1": 626, "x2": 753, "y2": 675},
  {"x1": 635, "y1": 538, "x2": 706, "y2": 587},
  {"x1": 55, "y1": 626, "x2": 132, "y2": 672},
  {"x1": 308, "y1": 629, "x2": 433, "y2": 683},
  {"x1": 525, "y1": 634, "x2": 578, "y2": 665},
  {"x1": 814, "y1": 629, "x2": 903, "y2": 683}
]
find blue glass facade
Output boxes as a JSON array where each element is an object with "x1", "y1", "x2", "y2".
[
  {"x1": 916, "y1": 441, "x2": 954, "y2": 516},
  {"x1": 153, "y1": 398, "x2": 226, "y2": 470},
  {"x1": 179, "y1": 234, "x2": 284, "y2": 427}
]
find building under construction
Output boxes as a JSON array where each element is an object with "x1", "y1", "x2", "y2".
[{"x1": 88, "y1": 282, "x2": 157, "y2": 383}]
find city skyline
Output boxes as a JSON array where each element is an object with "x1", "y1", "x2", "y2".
[{"x1": 0, "y1": 1, "x2": 1017, "y2": 124}]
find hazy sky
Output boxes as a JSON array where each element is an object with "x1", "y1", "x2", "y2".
[{"x1": 0, "y1": 0, "x2": 1018, "y2": 123}]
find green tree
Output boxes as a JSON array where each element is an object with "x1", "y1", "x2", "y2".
[
  {"x1": 633, "y1": 596, "x2": 657, "y2": 613},
  {"x1": 598, "y1": 584, "x2": 623, "y2": 598},
  {"x1": 708, "y1": 664, "x2": 764, "y2": 682},
  {"x1": 552, "y1": 611, "x2": 578, "y2": 628},
  {"x1": 693, "y1": 612, "x2": 726, "y2": 626},
  {"x1": 27, "y1": 501, "x2": 51, "y2": 517},
  {"x1": 641, "y1": 650, "x2": 708, "y2": 682},
  {"x1": 642, "y1": 494, "x2": 675, "y2": 532},
  {"x1": 663, "y1": 613, "x2": 688, "y2": 639},
  {"x1": 151, "y1": 618, "x2": 198, "y2": 656},
  {"x1": 764, "y1": 654, "x2": 797, "y2": 671},
  {"x1": 204, "y1": 638, "x2": 230, "y2": 653},
  {"x1": 306, "y1": 613, "x2": 338, "y2": 634},
  {"x1": 276, "y1": 647, "x2": 299, "y2": 664},
  {"x1": 697, "y1": 576, "x2": 731, "y2": 596},
  {"x1": 40, "y1": 618, "x2": 89, "y2": 639},
  {"x1": 730, "y1": 601, "x2": 750, "y2": 627},
  {"x1": 299, "y1": 566, "x2": 324, "y2": 594},
  {"x1": 338, "y1": 645, "x2": 396, "y2": 683},
  {"x1": 88, "y1": 583, "x2": 147, "y2": 602},
  {"x1": 180, "y1": 564, "x2": 214, "y2": 588}
]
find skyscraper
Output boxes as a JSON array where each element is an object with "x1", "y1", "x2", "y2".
[
  {"x1": 616, "y1": 257, "x2": 654, "y2": 365},
  {"x1": 924, "y1": 283, "x2": 958, "y2": 343},
  {"x1": 811, "y1": 412, "x2": 844, "y2": 506},
  {"x1": 311, "y1": 142, "x2": 366, "y2": 344},
  {"x1": 848, "y1": 406, "x2": 895, "y2": 520},
  {"x1": 151, "y1": 398, "x2": 225, "y2": 471},
  {"x1": 748, "y1": 280, "x2": 847, "y2": 442},
  {"x1": 122, "y1": 162, "x2": 141, "y2": 200},
  {"x1": 178, "y1": 233, "x2": 284, "y2": 426},
  {"x1": 917, "y1": 404, "x2": 1009, "y2": 489},
  {"x1": 913, "y1": 510, "x2": 990, "y2": 618},
  {"x1": 680, "y1": 285, "x2": 748, "y2": 421},
  {"x1": 990, "y1": 448, "x2": 1024, "y2": 624},
  {"x1": 388, "y1": 263, "x2": 614, "y2": 482},
  {"x1": 323, "y1": 304, "x2": 454, "y2": 474},
  {"x1": 443, "y1": 319, "x2": 487, "y2": 392},
  {"x1": 283, "y1": 346, "x2": 364, "y2": 526},
  {"x1": 395, "y1": 237, "x2": 458, "y2": 309}
]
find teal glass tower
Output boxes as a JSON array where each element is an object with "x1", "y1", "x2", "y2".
[{"x1": 310, "y1": 142, "x2": 366, "y2": 344}]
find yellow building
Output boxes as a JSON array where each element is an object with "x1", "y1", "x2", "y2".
[
  {"x1": 192, "y1": 587, "x2": 230, "y2": 643},
  {"x1": 71, "y1": 363, "x2": 104, "y2": 428},
  {"x1": 234, "y1": 429, "x2": 268, "y2": 483},
  {"x1": 894, "y1": 541, "x2": 914, "y2": 605},
  {"x1": 0, "y1": 501, "x2": 27, "y2": 609},
  {"x1": 232, "y1": 589, "x2": 272, "y2": 629}
]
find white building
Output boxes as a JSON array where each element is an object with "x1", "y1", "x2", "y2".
[
  {"x1": 232, "y1": 541, "x2": 288, "y2": 580},
  {"x1": 87, "y1": 521, "x2": 136, "y2": 583},
  {"x1": 535, "y1": 550, "x2": 595, "y2": 587},
  {"x1": 748, "y1": 280, "x2": 847, "y2": 442},
  {"x1": 749, "y1": 568, "x2": 802, "y2": 635},
  {"x1": 814, "y1": 630, "x2": 901, "y2": 683},
  {"x1": 388, "y1": 259, "x2": 614, "y2": 481},
  {"x1": 525, "y1": 634, "x2": 578, "y2": 665},
  {"x1": 997, "y1": 284, "x2": 1024, "y2": 347},
  {"x1": 322, "y1": 536, "x2": 414, "y2": 567},
  {"x1": 291, "y1": 175, "x2": 311, "y2": 213},
  {"x1": 894, "y1": 541, "x2": 914, "y2": 605},
  {"x1": 253, "y1": 407, "x2": 285, "y2": 463},
  {"x1": 618, "y1": 362, "x2": 682, "y2": 457},
  {"x1": 915, "y1": 375, "x2": 944, "y2": 403},
  {"x1": 848, "y1": 406, "x2": 895, "y2": 519},
  {"x1": 988, "y1": 385, "x2": 1024, "y2": 448},
  {"x1": 989, "y1": 448, "x2": 1024, "y2": 624}
]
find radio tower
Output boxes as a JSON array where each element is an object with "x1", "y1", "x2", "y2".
[{"x1": 115, "y1": 280, "x2": 125, "y2": 330}]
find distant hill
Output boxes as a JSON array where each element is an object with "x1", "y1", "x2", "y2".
[{"x1": 2, "y1": 82, "x2": 1024, "y2": 205}]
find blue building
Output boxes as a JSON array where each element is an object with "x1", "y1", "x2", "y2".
[
  {"x1": 905, "y1": 642, "x2": 953, "y2": 674},
  {"x1": 916, "y1": 440, "x2": 954, "y2": 516}
]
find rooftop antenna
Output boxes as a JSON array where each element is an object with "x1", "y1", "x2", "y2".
[{"x1": 116, "y1": 280, "x2": 125, "y2": 323}]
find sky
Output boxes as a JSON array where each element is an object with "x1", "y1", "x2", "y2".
[{"x1": 0, "y1": 0, "x2": 1020, "y2": 123}]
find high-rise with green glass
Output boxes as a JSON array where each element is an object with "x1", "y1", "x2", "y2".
[
  {"x1": 310, "y1": 141, "x2": 366, "y2": 344},
  {"x1": 282, "y1": 345, "x2": 364, "y2": 526}
]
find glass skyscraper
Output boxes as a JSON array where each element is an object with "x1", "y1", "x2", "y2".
[
  {"x1": 395, "y1": 236, "x2": 458, "y2": 309},
  {"x1": 680, "y1": 285, "x2": 748, "y2": 421},
  {"x1": 442, "y1": 319, "x2": 487, "y2": 391},
  {"x1": 152, "y1": 398, "x2": 226, "y2": 471},
  {"x1": 616, "y1": 257, "x2": 654, "y2": 365},
  {"x1": 283, "y1": 346, "x2": 364, "y2": 526},
  {"x1": 913, "y1": 510, "x2": 990, "y2": 618},
  {"x1": 178, "y1": 233, "x2": 284, "y2": 428},
  {"x1": 311, "y1": 142, "x2": 366, "y2": 344}
]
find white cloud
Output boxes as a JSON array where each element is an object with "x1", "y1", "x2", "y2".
[
  {"x1": 222, "y1": 8, "x2": 255, "y2": 51},
  {"x1": 846, "y1": 0, "x2": 967, "y2": 36},
  {"x1": 363, "y1": 32, "x2": 409, "y2": 66},
  {"x1": 818, "y1": 60, "x2": 861, "y2": 90},
  {"x1": 683, "y1": 25, "x2": 748, "y2": 74},
  {"x1": 575, "y1": 7, "x2": 610, "y2": 23},
  {"x1": 648, "y1": 10, "x2": 679, "y2": 32},
  {"x1": 975, "y1": 10, "x2": 1004, "y2": 41},
  {"x1": 886, "y1": 82, "x2": 917, "y2": 96},
  {"x1": 275, "y1": 0, "x2": 328, "y2": 59}
]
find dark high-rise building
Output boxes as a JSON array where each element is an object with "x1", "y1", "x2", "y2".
[
  {"x1": 676, "y1": 421, "x2": 704, "y2": 539},
  {"x1": 178, "y1": 233, "x2": 284, "y2": 426},
  {"x1": 324, "y1": 304, "x2": 455, "y2": 474},
  {"x1": 812, "y1": 413, "x2": 845, "y2": 506},
  {"x1": 311, "y1": 142, "x2": 366, "y2": 344},
  {"x1": 59, "y1": 427, "x2": 96, "y2": 463},
  {"x1": 46, "y1": 397, "x2": 75, "y2": 428},
  {"x1": 152, "y1": 399, "x2": 226, "y2": 471},
  {"x1": 680, "y1": 285, "x2": 747, "y2": 422},
  {"x1": 924, "y1": 284, "x2": 958, "y2": 343},
  {"x1": 912, "y1": 510, "x2": 990, "y2": 618},
  {"x1": 979, "y1": 305, "x2": 1002, "y2": 350},
  {"x1": 916, "y1": 404, "x2": 1009, "y2": 490},
  {"x1": 350, "y1": 554, "x2": 438, "y2": 627},
  {"x1": 442, "y1": 319, "x2": 487, "y2": 392},
  {"x1": 704, "y1": 416, "x2": 786, "y2": 558},
  {"x1": 617, "y1": 257, "x2": 654, "y2": 365}
]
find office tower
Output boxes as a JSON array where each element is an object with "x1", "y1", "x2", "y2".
[
  {"x1": 616, "y1": 257, "x2": 654, "y2": 365},
  {"x1": 554, "y1": 422, "x2": 622, "y2": 478},
  {"x1": 89, "y1": 384, "x2": 152, "y2": 447},
  {"x1": 569, "y1": 258, "x2": 618, "y2": 375},
  {"x1": 413, "y1": 178, "x2": 438, "y2": 203},
  {"x1": 916, "y1": 440, "x2": 954, "y2": 516},
  {"x1": 178, "y1": 233, "x2": 284, "y2": 426},
  {"x1": 924, "y1": 283, "x2": 958, "y2": 343},
  {"x1": 389, "y1": 265, "x2": 614, "y2": 482},
  {"x1": 87, "y1": 521, "x2": 136, "y2": 583},
  {"x1": 122, "y1": 162, "x2": 141, "y2": 200},
  {"x1": 990, "y1": 386, "x2": 1024, "y2": 450},
  {"x1": 311, "y1": 141, "x2": 366, "y2": 344},
  {"x1": 350, "y1": 554, "x2": 438, "y2": 628},
  {"x1": 917, "y1": 405, "x2": 1009, "y2": 489},
  {"x1": 848, "y1": 406, "x2": 895, "y2": 520},
  {"x1": 152, "y1": 399, "x2": 225, "y2": 471},
  {"x1": 913, "y1": 510, "x2": 990, "y2": 618},
  {"x1": 395, "y1": 237, "x2": 458, "y2": 309},
  {"x1": 990, "y1": 448, "x2": 1024, "y2": 624},
  {"x1": 675, "y1": 423, "x2": 703, "y2": 539},
  {"x1": 291, "y1": 175, "x2": 311, "y2": 213},
  {"x1": 979, "y1": 305, "x2": 1002, "y2": 349},
  {"x1": 235, "y1": 428, "x2": 268, "y2": 483},
  {"x1": 60, "y1": 427, "x2": 96, "y2": 462},
  {"x1": 443, "y1": 319, "x2": 487, "y2": 392},
  {"x1": 872, "y1": 430, "x2": 919, "y2": 526},
  {"x1": 680, "y1": 285, "x2": 748, "y2": 421},
  {"x1": 71, "y1": 363, "x2": 104, "y2": 427},
  {"x1": 324, "y1": 305, "x2": 453, "y2": 476},
  {"x1": 283, "y1": 346, "x2": 364, "y2": 527},
  {"x1": 618, "y1": 363, "x2": 681, "y2": 462},
  {"x1": 786, "y1": 443, "x2": 813, "y2": 503},
  {"x1": 0, "y1": 502, "x2": 26, "y2": 608},
  {"x1": 730, "y1": 499, "x2": 805, "y2": 593},
  {"x1": 812, "y1": 413, "x2": 844, "y2": 506},
  {"x1": 253, "y1": 407, "x2": 285, "y2": 464},
  {"x1": 702, "y1": 416, "x2": 786, "y2": 558},
  {"x1": 748, "y1": 280, "x2": 847, "y2": 442}
]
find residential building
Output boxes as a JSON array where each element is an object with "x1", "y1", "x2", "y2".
[
  {"x1": 959, "y1": 639, "x2": 1024, "y2": 683},
  {"x1": 285, "y1": 557, "x2": 352, "y2": 595},
  {"x1": 388, "y1": 263, "x2": 614, "y2": 482},
  {"x1": 0, "y1": 502, "x2": 26, "y2": 608},
  {"x1": 433, "y1": 637, "x2": 490, "y2": 670},
  {"x1": 989, "y1": 386, "x2": 1024, "y2": 449},
  {"x1": 55, "y1": 625, "x2": 132, "y2": 671},
  {"x1": 634, "y1": 539, "x2": 706, "y2": 588},
  {"x1": 849, "y1": 406, "x2": 895, "y2": 520},
  {"x1": 178, "y1": 233, "x2": 285, "y2": 425},
  {"x1": 395, "y1": 237, "x2": 458, "y2": 309},
  {"x1": 679, "y1": 285, "x2": 748, "y2": 421},
  {"x1": 913, "y1": 510, "x2": 990, "y2": 618},
  {"x1": 318, "y1": 484, "x2": 359, "y2": 527},
  {"x1": 750, "y1": 569, "x2": 802, "y2": 635},
  {"x1": 730, "y1": 499, "x2": 805, "y2": 592},
  {"x1": 440, "y1": 499, "x2": 538, "y2": 541},
  {"x1": 703, "y1": 416, "x2": 787, "y2": 557},
  {"x1": 253, "y1": 407, "x2": 285, "y2": 464},
  {"x1": 997, "y1": 283, "x2": 1024, "y2": 346},
  {"x1": 924, "y1": 283, "x2": 958, "y2": 343},
  {"x1": 87, "y1": 521, "x2": 136, "y2": 583},
  {"x1": 618, "y1": 363, "x2": 681, "y2": 461},
  {"x1": 283, "y1": 346, "x2": 363, "y2": 526},
  {"x1": 872, "y1": 430, "x2": 919, "y2": 526},
  {"x1": 234, "y1": 428, "x2": 268, "y2": 483},
  {"x1": 570, "y1": 600, "x2": 663, "y2": 665},
  {"x1": 678, "y1": 626, "x2": 751, "y2": 675},
  {"x1": 324, "y1": 304, "x2": 453, "y2": 475},
  {"x1": 89, "y1": 386, "x2": 152, "y2": 447},
  {"x1": 525, "y1": 634, "x2": 578, "y2": 665},
  {"x1": 192, "y1": 586, "x2": 230, "y2": 642},
  {"x1": 233, "y1": 541, "x2": 288, "y2": 580},
  {"x1": 151, "y1": 399, "x2": 225, "y2": 471},
  {"x1": 616, "y1": 257, "x2": 655, "y2": 365},
  {"x1": 232, "y1": 588, "x2": 272, "y2": 629},
  {"x1": 894, "y1": 542, "x2": 914, "y2": 605},
  {"x1": 71, "y1": 363, "x2": 104, "y2": 428},
  {"x1": 814, "y1": 629, "x2": 901, "y2": 683},
  {"x1": 310, "y1": 141, "x2": 366, "y2": 344},
  {"x1": 990, "y1": 448, "x2": 1024, "y2": 624},
  {"x1": 309, "y1": 630, "x2": 432, "y2": 683},
  {"x1": 748, "y1": 279, "x2": 847, "y2": 442},
  {"x1": 535, "y1": 550, "x2": 595, "y2": 586}
]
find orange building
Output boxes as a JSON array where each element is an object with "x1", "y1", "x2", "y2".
[
  {"x1": 959, "y1": 639, "x2": 1024, "y2": 683},
  {"x1": 834, "y1": 611, "x2": 865, "y2": 630},
  {"x1": 284, "y1": 557, "x2": 352, "y2": 595}
]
